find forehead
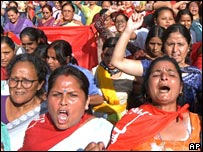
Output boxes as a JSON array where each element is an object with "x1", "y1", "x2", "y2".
[
  {"x1": 158, "y1": 10, "x2": 173, "y2": 17},
  {"x1": 151, "y1": 60, "x2": 177, "y2": 71},
  {"x1": 63, "y1": 4, "x2": 73, "y2": 10},
  {"x1": 12, "y1": 61, "x2": 37, "y2": 74},
  {"x1": 167, "y1": 31, "x2": 186, "y2": 40}
]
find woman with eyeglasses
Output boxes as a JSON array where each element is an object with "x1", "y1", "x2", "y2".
[
  {"x1": 1, "y1": 53, "x2": 48, "y2": 151},
  {"x1": 37, "y1": 4, "x2": 55, "y2": 27},
  {"x1": 19, "y1": 65, "x2": 113, "y2": 151}
]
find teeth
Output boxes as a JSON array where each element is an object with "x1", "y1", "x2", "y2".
[
  {"x1": 60, "y1": 110, "x2": 67, "y2": 114},
  {"x1": 160, "y1": 90, "x2": 169, "y2": 93},
  {"x1": 159, "y1": 86, "x2": 170, "y2": 93}
]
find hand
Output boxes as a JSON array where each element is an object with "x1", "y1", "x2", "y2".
[
  {"x1": 125, "y1": 12, "x2": 144, "y2": 33},
  {"x1": 84, "y1": 142, "x2": 105, "y2": 151}
]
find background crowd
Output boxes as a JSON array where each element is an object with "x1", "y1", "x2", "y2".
[{"x1": 1, "y1": 1, "x2": 202, "y2": 151}]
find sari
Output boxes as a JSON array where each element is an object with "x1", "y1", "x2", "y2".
[
  {"x1": 19, "y1": 113, "x2": 113, "y2": 151},
  {"x1": 107, "y1": 103, "x2": 200, "y2": 150},
  {"x1": 37, "y1": 17, "x2": 55, "y2": 27}
]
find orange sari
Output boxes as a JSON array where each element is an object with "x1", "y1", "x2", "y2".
[{"x1": 107, "y1": 103, "x2": 200, "y2": 150}]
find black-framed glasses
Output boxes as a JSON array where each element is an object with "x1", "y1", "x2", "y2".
[{"x1": 8, "y1": 78, "x2": 38, "y2": 89}]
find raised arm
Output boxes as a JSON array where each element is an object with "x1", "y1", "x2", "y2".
[
  {"x1": 73, "y1": 1, "x2": 82, "y2": 10},
  {"x1": 110, "y1": 13, "x2": 144, "y2": 76}
]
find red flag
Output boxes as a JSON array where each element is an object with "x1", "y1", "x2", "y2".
[{"x1": 38, "y1": 25, "x2": 98, "y2": 70}]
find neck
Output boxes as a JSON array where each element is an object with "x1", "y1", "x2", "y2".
[{"x1": 152, "y1": 102, "x2": 177, "y2": 112}]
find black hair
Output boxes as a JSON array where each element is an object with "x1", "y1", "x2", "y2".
[
  {"x1": 1, "y1": 36, "x2": 15, "y2": 51},
  {"x1": 46, "y1": 40, "x2": 78, "y2": 66},
  {"x1": 153, "y1": 7, "x2": 175, "y2": 27},
  {"x1": 7, "y1": 6, "x2": 19, "y2": 14},
  {"x1": 20, "y1": 27, "x2": 48, "y2": 45},
  {"x1": 162, "y1": 23, "x2": 191, "y2": 50},
  {"x1": 176, "y1": 8, "x2": 193, "y2": 23},
  {"x1": 102, "y1": 37, "x2": 119, "y2": 51},
  {"x1": 47, "y1": 65, "x2": 89, "y2": 100},
  {"x1": 145, "y1": 25, "x2": 165, "y2": 54},
  {"x1": 62, "y1": 2, "x2": 75, "y2": 12},
  {"x1": 32, "y1": 43, "x2": 49, "y2": 61}
]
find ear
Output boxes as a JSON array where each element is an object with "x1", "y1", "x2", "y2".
[
  {"x1": 179, "y1": 82, "x2": 183, "y2": 94},
  {"x1": 101, "y1": 52, "x2": 105, "y2": 60},
  {"x1": 154, "y1": 18, "x2": 157, "y2": 25},
  {"x1": 85, "y1": 96, "x2": 90, "y2": 110},
  {"x1": 37, "y1": 81, "x2": 44, "y2": 91},
  {"x1": 66, "y1": 56, "x2": 70, "y2": 64}
]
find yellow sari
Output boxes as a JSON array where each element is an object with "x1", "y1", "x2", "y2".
[{"x1": 93, "y1": 65, "x2": 127, "y2": 124}]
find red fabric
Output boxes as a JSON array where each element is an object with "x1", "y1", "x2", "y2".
[
  {"x1": 190, "y1": 42, "x2": 202, "y2": 70},
  {"x1": 19, "y1": 113, "x2": 93, "y2": 151},
  {"x1": 4, "y1": 32, "x2": 21, "y2": 45},
  {"x1": 1, "y1": 67, "x2": 7, "y2": 80},
  {"x1": 27, "y1": 1, "x2": 35, "y2": 21},
  {"x1": 38, "y1": 25, "x2": 98, "y2": 70},
  {"x1": 107, "y1": 103, "x2": 189, "y2": 150}
]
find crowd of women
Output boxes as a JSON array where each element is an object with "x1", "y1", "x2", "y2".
[{"x1": 1, "y1": 1, "x2": 202, "y2": 151}]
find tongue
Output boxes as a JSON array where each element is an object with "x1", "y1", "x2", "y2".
[{"x1": 58, "y1": 113, "x2": 68, "y2": 124}]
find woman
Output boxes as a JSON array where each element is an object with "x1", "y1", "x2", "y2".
[
  {"x1": 176, "y1": 8, "x2": 197, "y2": 44},
  {"x1": 53, "y1": 2, "x2": 83, "y2": 26},
  {"x1": 85, "y1": 56, "x2": 201, "y2": 151},
  {"x1": 92, "y1": 37, "x2": 135, "y2": 124},
  {"x1": 133, "y1": 25, "x2": 165, "y2": 60},
  {"x1": 1, "y1": 54, "x2": 48, "y2": 151},
  {"x1": 19, "y1": 65, "x2": 113, "y2": 151},
  {"x1": 128, "y1": 25, "x2": 165, "y2": 109},
  {"x1": 4, "y1": 7, "x2": 33, "y2": 38},
  {"x1": 111, "y1": 13, "x2": 202, "y2": 114},
  {"x1": 45, "y1": 40, "x2": 104, "y2": 112},
  {"x1": 37, "y1": 4, "x2": 55, "y2": 27},
  {"x1": 1, "y1": 36, "x2": 16, "y2": 80},
  {"x1": 19, "y1": 27, "x2": 48, "y2": 54},
  {"x1": 131, "y1": 6, "x2": 176, "y2": 51}
]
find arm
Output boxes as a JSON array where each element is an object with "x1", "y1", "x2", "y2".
[
  {"x1": 73, "y1": 1, "x2": 83, "y2": 10},
  {"x1": 111, "y1": 13, "x2": 144, "y2": 77},
  {"x1": 172, "y1": 1, "x2": 190, "y2": 15}
]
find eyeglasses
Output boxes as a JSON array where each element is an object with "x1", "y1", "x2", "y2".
[{"x1": 8, "y1": 78, "x2": 38, "y2": 89}]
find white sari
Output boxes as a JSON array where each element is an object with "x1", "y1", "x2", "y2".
[
  {"x1": 49, "y1": 117, "x2": 113, "y2": 151},
  {"x1": 7, "y1": 102, "x2": 48, "y2": 151}
]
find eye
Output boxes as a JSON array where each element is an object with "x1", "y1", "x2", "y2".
[
  {"x1": 69, "y1": 93, "x2": 78, "y2": 98},
  {"x1": 52, "y1": 92, "x2": 62, "y2": 97}
]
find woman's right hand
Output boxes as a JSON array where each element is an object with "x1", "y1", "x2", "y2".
[
  {"x1": 84, "y1": 142, "x2": 105, "y2": 151},
  {"x1": 125, "y1": 12, "x2": 144, "y2": 33}
]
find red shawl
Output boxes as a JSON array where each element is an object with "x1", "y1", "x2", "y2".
[
  {"x1": 107, "y1": 103, "x2": 189, "y2": 150},
  {"x1": 18, "y1": 113, "x2": 93, "y2": 151}
]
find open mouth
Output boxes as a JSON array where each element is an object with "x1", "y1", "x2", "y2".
[
  {"x1": 57, "y1": 110, "x2": 69, "y2": 124},
  {"x1": 159, "y1": 86, "x2": 170, "y2": 93}
]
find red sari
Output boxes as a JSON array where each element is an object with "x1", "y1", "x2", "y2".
[{"x1": 18, "y1": 113, "x2": 93, "y2": 151}]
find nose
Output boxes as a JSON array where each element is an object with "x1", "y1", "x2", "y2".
[
  {"x1": 16, "y1": 80, "x2": 23, "y2": 88},
  {"x1": 160, "y1": 71, "x2": 168, "y2": 81},
  {"x1": 171, "y1": 44, "x2": 179, "y2": 53},
  {"x1": 60, "y1": 96, "x2": 68, "y2": 106}
]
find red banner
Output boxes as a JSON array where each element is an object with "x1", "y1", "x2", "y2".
[{"x1": 38, "y1": 25, "x2": 98, "y2": 70}]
